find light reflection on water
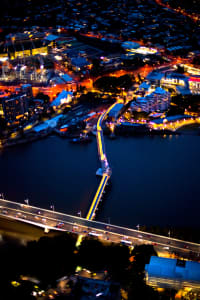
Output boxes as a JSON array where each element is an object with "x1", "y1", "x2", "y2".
[{"x1": 0, "y1": 134, "x2": 199, "y2": 229}]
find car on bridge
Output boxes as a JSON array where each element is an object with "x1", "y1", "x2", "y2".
[
  {"x1": 120, "y1": 239, "x2": 132, "y2": 246},
  {"x1": 88, "y1": 231, "x2": 102, "y2": 237},
  {"x1": 56, "y1": 222, "x2": 64, "y2": 228}
]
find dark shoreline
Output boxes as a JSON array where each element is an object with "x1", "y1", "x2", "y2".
[
  {"x1": 0, "y1": 215, "x2": 62, "y2": 244},
  {"x1": 0, "y1": 215, "x2": 199, "y2": 247},
  {"x1": 1, "y1": 121, "x2": 200, "y2": 150}
]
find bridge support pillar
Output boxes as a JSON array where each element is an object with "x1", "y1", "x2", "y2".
[{"x1": 44, "y1": 227, "x2": 50, "y2": 233}]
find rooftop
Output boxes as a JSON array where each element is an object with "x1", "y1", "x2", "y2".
[{"x1": 145, "y1": 256, "x2": 200, "y2": 284}]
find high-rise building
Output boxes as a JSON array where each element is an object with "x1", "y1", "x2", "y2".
[{"x1": 0, "y1": 92, "x2": 28, "y2": 122}]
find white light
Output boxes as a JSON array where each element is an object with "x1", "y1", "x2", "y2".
[
  {"x1": 0, "y1": 57, "x2": 8, "y2": 62},
  {"x1": 131, "y1": 46, "x2": 157, "y2": 55},
  {"x1": 55, "y1": 55, "x2": 62, "y2": 61},
  {"x1": 96, "y1": 293, "x2": 103, "y2": 297}
]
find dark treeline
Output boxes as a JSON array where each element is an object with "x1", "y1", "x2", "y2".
[
  {"x1": 0, "y1": 232, "x2": 176, "y2": 300},
  {"x1": 0, "y1": 0, "x2": 27, "y2": 16},
  {"x1": 94, "y1": 75, "x2": 134, "y2": 92},
  {"x1": 167, "y1": 94, "x2": 200, "y2": 116}
]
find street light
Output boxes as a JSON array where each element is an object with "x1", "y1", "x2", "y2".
[
  {"x1": 24, "y1": 199, "x2": 29, "y2": 205},
  {"x1": 50, "y1": 205, "x2": 55, "y2": 211},
  {"x1": 136, "y1": 224, "x2": 140, "y2": 231},
  {"x1": 77, "y1": 211, "x2": 82, "y2": 218},
  {"x1": 0, "y1": 193, "x2": 4, "y2": 199}
]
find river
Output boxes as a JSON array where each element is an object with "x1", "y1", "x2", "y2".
[{"x1": 0, "y1": 133, "x2": 200, "y2": 230}]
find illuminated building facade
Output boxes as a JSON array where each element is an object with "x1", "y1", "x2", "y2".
[
  {"x1": 0, "y1": 93, "x2": 28, "y2": 122},
  {"x1": 131, "y1": 87, "x2": 170, "y2": 113},
  {"x1": 160, "y1": 73, "x2": 188, "y2": 88},
  {"x1": 145, "y1": 256, "x2": 200, "y2": 291},
  {"x1": 0, "y1": 40, "x2": 48, "y2": 61},
  {"x1": 188, "y1": 77, "x2": 200, "y2": 94},
  {"x1": 180, "y1": 64, "x2": 200, "y2": 76}
]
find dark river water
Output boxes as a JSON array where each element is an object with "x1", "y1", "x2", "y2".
[{"x1": 0, "y1": 133, "x2": 200, "y2": 230}]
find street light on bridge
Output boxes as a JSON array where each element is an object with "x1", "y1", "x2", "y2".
[
  {"x1": 50, "y1": 204, "x2": 55, "y2": 211},
  {"x1": 24, "y1": 199, "x2": 29, "y2": 205},
  {"x1": 0, "y1": 193, "x2": 4, "y2": 199}
]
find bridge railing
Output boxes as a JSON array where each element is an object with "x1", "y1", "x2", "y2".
[{"x1": 0, "y1": 199, "x2": 200, "y2": 255}]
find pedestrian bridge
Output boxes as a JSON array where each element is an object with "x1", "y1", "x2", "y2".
[{"x1": 86, "y1": 103, "x2": 117, "y2": 220}]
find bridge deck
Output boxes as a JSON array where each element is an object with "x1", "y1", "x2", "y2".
[
  {"x1": 0, "y1": 199, "x2": 200, "y2": 258},
  {"x1": 86, "y1": 173, "x2": 109, "y2": 220}
]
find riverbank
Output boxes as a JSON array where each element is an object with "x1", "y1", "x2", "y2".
[
  {"x1": 1, "y1": 118, "x2": 200, "y2": 151},
  {"x1": 0, "y1": 215, "x2": 62, "y2": 244},
  {"x1": 0, "y1": 131, "x2": 51, "y2": 150}
]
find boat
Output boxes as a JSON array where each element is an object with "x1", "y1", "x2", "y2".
[{"x1": 70, "y1": 134, "x2": 92, "y2": 144}]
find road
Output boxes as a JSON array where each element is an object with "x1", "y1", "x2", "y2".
[{"x1": 0, "y1": 199, "x2": 199, "y2": 260}]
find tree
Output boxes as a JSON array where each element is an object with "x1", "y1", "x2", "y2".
[
  {"x1": 176, "y1": 65, "x2": 185, "y2": 74},
  {"x1": 78, "y1": 237, "x2": 106, "y2": 272},
  {"x1": 127, "y1": 245, "x2": 158, "y2": 300},
  {"x1": 36, "y1": 93, "x2": 50, "y2": 104},
  {"x1": 117, "y1": 75, "x2": 133, "y2": 90},
  {"x1": 94, "y1": 75, "x2": 134, "y2": 92},
  {"x1": 104, "y1": 243, "x2": 130, "y2": 283},
  {"x1": 192, "y1": 56, "x2": 200, "y2": 66},
  {"x1": 127, "y1": 278, "x2": 161, "y2": 300},
  {"x1": 91, "y1": 58, "x2": 103, "y2": 76},
  {"x1": 131, "y1": 245, "x2": 157, "y2": 273},
  {"x1": 94, "y1": 76, "x2": 118, "y2": 92},
  {"x1": 25, "y1": 233, "x2": 77, "y2": 285},
  {"x1": 6, "y1": 281, "x2": 36, "y2": 300},
  {"x1": 0, "y1": 117, "x2": 7, "y2": 136}
]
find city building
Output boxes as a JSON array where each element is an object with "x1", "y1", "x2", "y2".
[
  {"x1": 50, "y1": 90, "x2": 73, "y2": 109},
  {"x1": 121, "y1": 41, "x2": 140, "y2": 51},
  {"x1": 160, "y1": 73, "x2": 188, "y2": 89},
  {"x1": 188, "y1": 77, "x2": 200, "y2": 94},
  {"x1": 146, "y1": 71, "x2": 164, "y2": 86},
  {"x1": 70, "y1": 56, "x2": 92, "y2": 72},
  {"x1": 75, "y1": 276, "x2": 120, "y2": 300},
  {"x1": 0, "y1": 92, "x2": 28, "y2": 122},
  {"x1": 145, "y1": 256, "x2": 200, "y2": 290},
  {"x1": 180, "y1": 64, "x2": 200, "y2": 76},
  {"x1": 0, "y1": 40, "x2": 48, "y2": 61},
  {"x1": 107, "y1": 103, "x2": 124, "y2": 121},
  {"x1": 131, "y1": 87, "x2": 170, "y2": 113}
]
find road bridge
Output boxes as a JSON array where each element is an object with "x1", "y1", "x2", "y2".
[{"x1": 0, "y1": 199, "x2": 200, "y2": 260}]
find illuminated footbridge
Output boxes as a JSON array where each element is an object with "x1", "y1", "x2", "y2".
[{"x1": 86, "y1": 103, "x2": 117, "y2": 221}]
